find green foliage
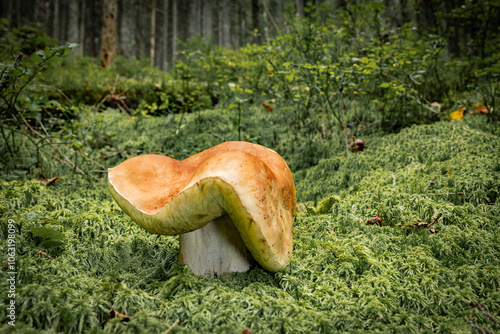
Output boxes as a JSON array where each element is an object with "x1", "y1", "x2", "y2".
[
  {"x1": 36, "y1": 55, "x2": 213, "y2": 115},
  {"x1": 0, "y1": 21, "x2": 77, "y2": 170}
]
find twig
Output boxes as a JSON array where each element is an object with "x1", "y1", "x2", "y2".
[
  {"x1": 423, "y1": 178, "x2": 435, "y2": 193},
  {"x1": 39, "y1": 148, "x2": 85, "y2": 175},
  {"x1": 392, "y1": 174, "x2": 396, "y2": 185},
  {"x1": 207, "y1": 131, "x2": 226, "y2": 141},
  {"x1": 164, "y1": 319, "x2": 180, "y2": 334},
  {"x1": 423, "y1": 192, "x2": 464, "y2": 196},
  {"x1": 22, "y1": 118, "x2": 85, "y2": 175},
  {"x1": 484, "y1": 267, "x2": 496, "y2": 274},
  {"x1": 36, "y1": 250, "x2": 54, "y2": 260},
  {"x1": 410, "y1": 249, "x2": 426, "y2": 256},
  {"x1": 30, "y1": 84, "x2": 73, "y2": 105},
  {"x1": 468, "y1": 317, "x2": 491, "y2": 334},
  {"x1": 471, "y1": 301, "x2": 500, "y2": 325}
]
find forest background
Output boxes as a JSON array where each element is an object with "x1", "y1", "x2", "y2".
[{"x1": 0, "y1": 0, "x2": 499, "y2": 333}]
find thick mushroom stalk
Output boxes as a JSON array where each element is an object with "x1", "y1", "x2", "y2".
[{"x1": 108, "y1": 142, "x2": 296, "y2": 277}]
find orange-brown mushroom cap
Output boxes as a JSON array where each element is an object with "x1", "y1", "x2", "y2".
[{"x1": 108, "y1": 141, "x2": 296, "y2": 272}]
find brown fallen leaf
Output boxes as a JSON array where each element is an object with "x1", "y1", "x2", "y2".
[
  {"x1": 366, "y1": 215, "x2": 384, "y2": 227},
  {"x1": 42, "y1": 176, "x2": 60, "y2": 186}
]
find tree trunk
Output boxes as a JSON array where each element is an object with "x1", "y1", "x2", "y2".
[
  {"x1": 150, "y1": 0, "x2": 156, "y2": 66},
  {"x1": 67, "y1": 0, "x2": 80, "y2": 53},
  {"x1": 201, "y1": 1, "x2": 213, "y2": 42},
  {"x1": 101, "y1": 0, "x2": 118, "y2": 67},
  {"x1": 118, "y1": 0, "x2": 137, "y2": 59}
]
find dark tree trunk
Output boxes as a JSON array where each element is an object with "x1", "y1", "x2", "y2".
[{"x1": 101, "y1": 0, "x2": 118, "y2": 67}]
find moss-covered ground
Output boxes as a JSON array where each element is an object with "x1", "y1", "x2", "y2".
[{"x1": 0, "y1": 110, "x2": 499, "y2": 333}]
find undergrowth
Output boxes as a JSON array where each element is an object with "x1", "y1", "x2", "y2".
[{"x1": 0, "y1": 116, "x2": 499, "y2": 333}]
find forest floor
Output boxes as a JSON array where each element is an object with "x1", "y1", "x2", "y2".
[{"x1": 0, "y1": 109, "x2": 499, "y2": 333}]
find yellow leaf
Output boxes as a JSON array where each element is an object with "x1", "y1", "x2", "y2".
[{"x1": 450, "y1": 107, "x2": 465, "y2": 120}]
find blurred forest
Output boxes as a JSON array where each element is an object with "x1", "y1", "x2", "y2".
[{"x1": 1, "y1": 0, "x2": 499, "y2": 70}]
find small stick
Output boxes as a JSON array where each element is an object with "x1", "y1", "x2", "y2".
[
  {"x1": 22, "y1": 118, "x2": 85, "y2": 175},
  {"x1": 468, "y1": 317, "x2": 491, "y2": 334},
  {"x1": 164, "y1": 319, "x2": 180, "y2": 334},
  {"x1": 471, "y1": 301, "x2": 500, "y2": 325},
  {"x1": 423, "y1": 192, "x2": 464, "y2": 196},
  {"x1": 484, "y1": 266, "x2": 496, "y2": 274},
  {"x1": 207, "y1": 131, "x2": 226, "y2": 141},
  {"x1": 36, "y1": 250, "x2": 54, "y2": 260},
  {"x1": 392, "y1": 174, "x2": 396, "y2": 185},
  {"x1": 410, "y1": 249, "x2": 426, "y2": 256},
  {"x1": 423, "y1": 178, "x2": 435, "y2": 193}
]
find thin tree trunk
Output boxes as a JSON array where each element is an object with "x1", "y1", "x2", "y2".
[
  {"x1": 173, "y1": 0, "x2": 177, "y2": 58},
  {"x1": 101, "y1": 0, "x2": 118, "y2": 67},
  {"x1": 67, "y1": 0, "x2": 80, "y2": 52},
  {"x1": 251, "y1": 0, "x2": 260, "y2": 43},
  {"x1": 119, "y1": 0, "x2": 137, "y2": 59},
  {"x1": 163, "y1": 0, "x2": 171, "y2": 71},
  {"x1": 221, "y1": 0, "x2": 231, "y2": 47},
  {"x1": 151, "y1": 0, "x2": 156, "y2": 66},
  {"x1": 295, "y1": 0, "x2": 304, "y2": 18},
  {"x1": 52, "y1": 0, "x2": 59, "y2": 40}
]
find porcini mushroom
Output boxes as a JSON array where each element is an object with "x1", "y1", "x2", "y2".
[{"x1": 108, "y1": 141, "x2": 296, "y2": 277}]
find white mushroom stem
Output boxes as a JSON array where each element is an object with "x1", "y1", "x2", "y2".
[{"x1": 178, "y1": 214, "x2": 253, "y2": 277}]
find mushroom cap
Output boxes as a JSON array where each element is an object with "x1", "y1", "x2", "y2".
[{"x1": 108, "y1": 141, "x2": 296, "y2": 272}]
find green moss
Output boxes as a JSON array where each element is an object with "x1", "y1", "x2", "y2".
[{"x1": 1, "y1": 117, "x2": 499, "y2": 333}]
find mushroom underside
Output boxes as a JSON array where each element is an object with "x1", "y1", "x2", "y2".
[{"x1": 179, "y1": 214, "x2": 254, "y2": 277}]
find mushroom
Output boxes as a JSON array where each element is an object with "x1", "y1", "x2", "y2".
[{"x1": 108, "y1": 141, "x2": 296, "y2": 277}]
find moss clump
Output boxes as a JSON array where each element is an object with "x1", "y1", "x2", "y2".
[{"x1": 1, "y1": 118, "x2": 499, "y2": 333}]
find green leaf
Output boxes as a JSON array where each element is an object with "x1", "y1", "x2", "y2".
[
  {"x1": 41, "y1": 239, "x2": 66, "y2": 249},
  {"x1": 26, "y1": 211, "x2": 44, "y2": 222},
  {"x1": 379, "y1": 83, "x2": 390, "y2": 88},
  {"x1": 30, "y1": 226, "x2": 65, "y2": 241},
  {"x1": 286, "y1": 73, "x2": 294, "y2": 82},
  {"x1": 226, "y1": 104, "x2": 238, "y2": 113},
  {"x1": 282, "y1": 62, "x2": 292, "y2": 68}
]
